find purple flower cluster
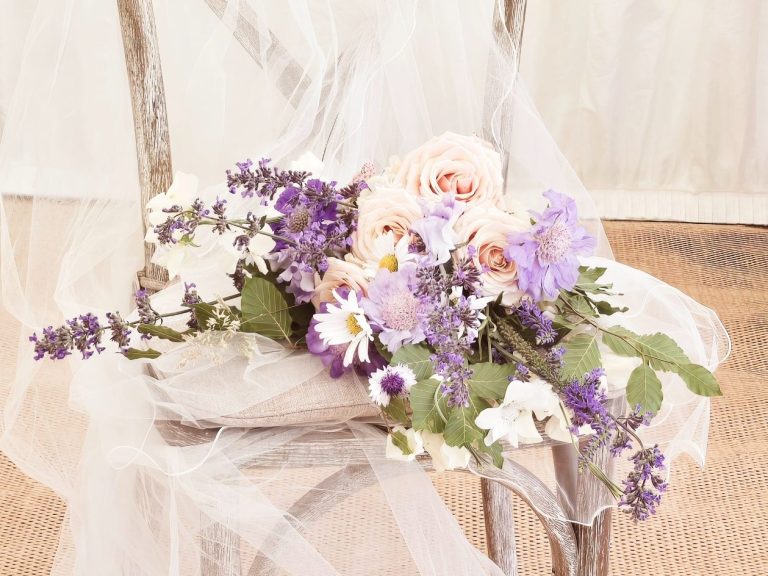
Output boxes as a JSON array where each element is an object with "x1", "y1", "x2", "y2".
[
  {"x1": 135, "y1": 289, "x2": 159, "y2": 326},
  {"x1": 505, "y1": 190, "x2": 596, "y2": 301},
  {"x1": 514, "y1": 299, "x2": 557, "y2": 345},
  {"x1": 620, "y1": 445, "x2": 668, "y2": 521},
  {"x1": 416, "y1": 260, "x2": 487, "y2": 407},
  {"x1": 182, "y1": 282, "x2": 202, "y2": 329},
  {"x1": 226, "y1": 158, "x2": 307, "y2": 202},
  {"x1": 106, "y1": 312, "x2": 132, "y2": 353},
  {"x1": 562, "y1": 367, "x2": 617, "y2": 465},
  {"x1": 30, "y1": 313, "x2": 105, "y2": 361}
]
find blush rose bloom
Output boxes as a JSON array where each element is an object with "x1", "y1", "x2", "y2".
[
  {"x1": 396, "y1": 132, "x2": 505, "y2": 207},
  {"x1": 311, "y1": 256, "x2": 369, "y2": 309},
  {"x1": 455, "y1": 205, "x2": 529, "y2": 305},
  {"x1": 351, "y1": 182, "x2": 423, "y2": 265}
]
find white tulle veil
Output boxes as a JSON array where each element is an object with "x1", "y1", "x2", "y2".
[{"x1": 0, "y1": 0, "x2": 730, "y2": 574}]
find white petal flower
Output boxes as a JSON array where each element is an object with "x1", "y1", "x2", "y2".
[
  {"x1": 145, "y1": 172, "x2": 200, "y2": 231},
  {"x1": 476, "y1": 378, "x2": 571, "y2": 448},
  {"x1": 290, "y1": 151, "x2": 325, "y2": 175},
  {"x1": 313, "y1": 289, "x2": 373, "y2": 366},
  {"x1": 368, "y1": 364, "x2": 417, "y2": 407},
  {"x1": 362, "y1": 231, "x2": 417, "y2": 278},
  {"x1": 385, "y1": 426, "x2": 424, "y2": 462},
  {"x1": 421, "y1": 431, "x2": 471, "y2": 472}
]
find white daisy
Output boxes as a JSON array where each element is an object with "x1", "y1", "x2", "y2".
[
  {"x1": 368, "y1": 364, "x2": 417, "y2": 407},
  {"x1": 313, "y1": 289, "x2": 374, "y2": 367},
  {"x1": 363, "y1": 231, "x2": 417, "y2": 277}
]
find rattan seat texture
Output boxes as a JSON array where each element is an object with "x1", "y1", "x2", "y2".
[{"x1": 2, "y1": 220, "x2": 765, "y2": 575}]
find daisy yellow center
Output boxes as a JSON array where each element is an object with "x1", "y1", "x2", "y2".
[
  {"x1": 346, "y1": 314, "x2": 363, "y2": 336},
  {"x1": 378, "y1": 254, "x2": 399, "y2": 272},
  {"x1": 536, "y1": 221, "x2": 572, "y2": 263}
]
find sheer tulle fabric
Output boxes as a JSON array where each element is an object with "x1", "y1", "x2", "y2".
[{"x1": 0, "y1": 0, "x2": 729, "y2": 573}]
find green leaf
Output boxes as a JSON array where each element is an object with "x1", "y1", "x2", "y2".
[
  {"x1": 602, "y1": 328, "x2": 690, "y2": 372},
  {"x1": 122, "y1": 348, "x2": 162, "y2": 360},
  {"x1": 468, "y1": 362, "x2": 515, "y2": 401},
  {"x1": 383, "y1": 397, "x2": 410, "y2": 425},
  {"x1": 240, "y1": 277, "x2": 292, "y2": 340},
  {"x1": 673, "y1": 363, "x2": 722, "y2": 397},
  {"x1": 289, "y1": 302, "x2": 315, "y2": 332},
  {"x1": 594, "y1": 300, "x2": 628, "y2": 316},
  {"x1": 626, "y1": 363, "x2": 663, "y2": 414},
  {"x1": 443, "y1": 395, "x2": 488, "y2": 448},
  {"x1": 192, "y1": 302, "x2": 218, "y2": 330},
  {"x1": 137, "y1": 324, "x2": 185, "y2": 342},
  {"x1": 374, "y1": 338, "x2": 393, "y2": 363},
  {"x1": 561, "y1": 331, "x2": 602, "y2": 380},
  {"x1": 476, "y1": 440, "x2": 504, "y2": 468},
  {"x1": 636, "y1": 333, "x2": 690, "y2": 371},
  {"x1": 390, "y1": 430, "x2": 413, "y2": 456},
  {"x1": 563, "y1": 292, "x2": 597, "y2": 316},
  {"x1": 577, "y1": 266, "x2": 607, "y2": 284},
  {"x1": 410, "y1": 378, "x2": 447, "y2": 433},
  {"x1": 391, "y1": 344, "x2": 433, "y2": 381}
]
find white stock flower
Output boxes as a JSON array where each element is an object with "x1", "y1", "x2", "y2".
[
  {"x1": 385, "y1": 426, "x2": 424, "y2": 462},
  {"x1": 421, "y1": 431, "x2": 471, "y2": 472},
  {"x1": 313, "y1": 289, "x2": 373, "y2": 366},
  {"x1": 290, "y1": 151, "x2": 325, "y2": 175},
  {"x1": 476, "y1": 378, "x2": 571, "y2": 448}
]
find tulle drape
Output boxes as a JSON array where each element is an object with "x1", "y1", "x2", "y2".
[{"x1": 0, "y1": 0, "x2": 729, "y2": 574}]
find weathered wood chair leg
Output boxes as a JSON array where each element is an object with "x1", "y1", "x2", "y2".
[
  {"x1": 481, "y1": 478, "x2": 518, "y2": 575},
  {"x1": 201, "y1": 519, "x2": 242, "y2": 576}
]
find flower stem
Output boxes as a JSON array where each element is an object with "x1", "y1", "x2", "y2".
[{"x1": 493, "y1": 318, "x2": 566, "y2": 388}]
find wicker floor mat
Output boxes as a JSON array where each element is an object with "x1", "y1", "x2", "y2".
[{"x1": 1, "y1": 221, "x2": 766, "y2": 575}]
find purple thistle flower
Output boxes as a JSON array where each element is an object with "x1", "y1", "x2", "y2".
[
  {"x1": 514, "y1": 299, "x2": 557, "y2": 345},
  {"x1": 505, "y1": 190, "x2": 596, "y2": 301},
  {"x1": 619, "y1": 445, "x2": 668, "y2": 521}
]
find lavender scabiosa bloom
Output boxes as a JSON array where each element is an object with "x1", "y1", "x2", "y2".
[
  {"x1": 514, "y1": 299, "x2": 557, "y2": 345},
  {"x1": 505, "y1": 190, "x2": 596, "y2": 301},
  {"x1": 362, "y1": 267, "x2": 427, "y2": 353},
  {"x1": 410, "y1": 193, "x2": 464, "y2": 264},
  {"x1": 135, "y1": 289, "x2": 159, "y2": 327},
  {"x1": 106, "y1": 312, "x2": 132, "y2": 352},
  {"x1": 620, "y1": 445, "x2": 668, "y2": 521}
]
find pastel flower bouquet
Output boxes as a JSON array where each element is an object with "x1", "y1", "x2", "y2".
[{"x1": 31, "y1": 132, "x2": 721, "y2": 521}]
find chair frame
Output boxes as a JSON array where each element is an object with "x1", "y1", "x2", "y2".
[{"x1": 116, "y1": 1, "x2": 612, "y2": 573}]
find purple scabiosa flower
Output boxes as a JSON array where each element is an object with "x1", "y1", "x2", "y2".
[
  {"x1": 410, "y1": 194, "x2": 464, "y2": 264},
  {"x1": 505, "y1": 190, "x2": 596, "y2": 301},
  {"x1": 620, "y1": 445, "x2": 668, "y2": 521},
  {"x1": 368, "y1": 364, "x2": 417, "y2": 407},
  {"x1": 273, "y1": 251, "x2": 316, "y2": 304},
  {"x1": 362, "y1": 267, "x2": 427, "y2": 353},
  {"x1": 514, "y1": 299, "x2": 557, "y2": 345}
]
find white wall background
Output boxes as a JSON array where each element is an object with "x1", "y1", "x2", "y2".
[{"x1": 521, "y1": 0, "x2": 768, "y2": 224}]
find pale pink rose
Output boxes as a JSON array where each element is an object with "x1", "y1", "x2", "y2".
[
  {"x1": 396, "y1": 132, "x2": 505, "y2": 207},
  {"x1": 455, "y1": 205, "x2": 529, "y2": 305},
  {"x1": 311, "y1": 256, "x2": 369, "y2": 309},
  {"x1": 351, "y1": 183, "x2": 423, "y2": 264}
]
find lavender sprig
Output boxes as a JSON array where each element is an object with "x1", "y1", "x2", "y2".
[
  {"x1": 514, "y1": 299, "x2": 557, "y2": 345},
  {"x1": 619, "y1": 445, "x2": 668, "y2": 521}
]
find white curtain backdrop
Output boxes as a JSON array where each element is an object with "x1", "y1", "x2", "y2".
[{"x1": 521, "y1": 0, "x2": 768, "y2": 224}]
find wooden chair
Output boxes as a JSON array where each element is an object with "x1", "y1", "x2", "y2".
[{"x1": 116, "y1": 1, "x2": 612, "y2": 573}]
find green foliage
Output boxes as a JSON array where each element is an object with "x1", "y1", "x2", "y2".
[
  {"x1": 467, "y1": 362, "x2": 515, "y2": 401},
  {"x1": 383, "y1": 397, "x2": 410, "y2": 425},
  {"x1": 137, "y1": 324, "x2": 185, "y2": 342},
  {"x1": 240, "y1": 277, "x2": 292, "y2": 340},
  {"x1": 391, "y1": 344, "x2": 433, "y2": 381},
  {"x1": 390, "y1": 430, "x2": 413, "y2": 456},
  {"x1": 561, "y1": 331, "x2": 602, "y2": 380},
  {"x1": 443, "y1": 394, "x2": 488, "y2": 447},
  {"x1": 673, "y1": 363, "x2": 722, "y2": 397},
  {"x1": 475, "y1": 440, "x2": 504, "y2": 468},
  {"x1": 122, "y1": 348, "x2": 161, "y2": 360},
  {"x1": 626, "y1": 363, "x2": 663, "y2": 414},
  {"x1": 410, "y1": 378, "x2": 447, "y2": 433}
]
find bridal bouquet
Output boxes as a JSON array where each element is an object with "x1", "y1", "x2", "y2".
[{"x1": 31, "y1": 132, "x2": 721, "y2": 521}]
